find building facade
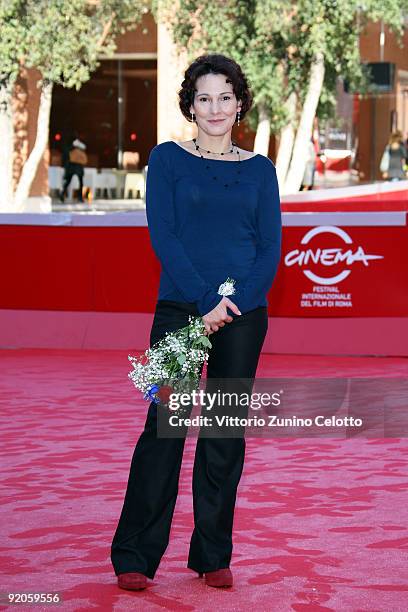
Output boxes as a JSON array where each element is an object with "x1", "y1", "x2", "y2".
[{"x1": 15, "y1": 13, "x2": 408, "y2": 206}]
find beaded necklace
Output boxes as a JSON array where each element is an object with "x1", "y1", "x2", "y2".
[{"x1": 192, "y1": 137, "x2": 241, "y2": 188}]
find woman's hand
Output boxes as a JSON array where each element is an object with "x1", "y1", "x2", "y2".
[{"x1": 202, "y1": 297, "x2": 241, "y2": 335}]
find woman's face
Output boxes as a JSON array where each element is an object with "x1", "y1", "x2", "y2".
[{"x1": 190, "y1": 72, "x2": 242, "y2": 136}]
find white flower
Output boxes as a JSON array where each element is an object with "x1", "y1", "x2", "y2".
[
  {"x1": 218, "y1": 277, "x2": 236, "y2": 297},
  {"x1": 128, "y1": 277, "x2": 236, "y2": 404}
]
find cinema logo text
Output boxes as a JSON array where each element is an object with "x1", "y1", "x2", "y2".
[{"x1": 285, "y1": 226, "x2": 383, "y2": 286}]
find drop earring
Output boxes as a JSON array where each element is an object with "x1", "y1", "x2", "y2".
[
  {"x1": 237, "y1": 110, "x2": 241, "y2": 126},
  {"x1": 191, "y1": 111, "x2": 195, "y2": 122}
]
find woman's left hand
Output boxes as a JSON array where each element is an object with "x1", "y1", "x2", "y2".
[{"x1": 202, "y1": 296, "x2": 241, "y2": 335}]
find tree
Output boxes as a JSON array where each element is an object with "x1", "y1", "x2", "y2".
[
  {"x1": 270, "y1": 0, "x2": 407, "y2": 193},
  {"x1": 0, "y1": 0, "x2": 149, "y2": 212},
  {"x1": 152, "y1": 0, "x2": 407, "y2": 193}
]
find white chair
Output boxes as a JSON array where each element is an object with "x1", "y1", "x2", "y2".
[
  {"x1": 111, "y1": 170, "x2": 127, "y2": 199},
  {"x1": 124, "y1": 172, "x2": 145, "y2": 199},
  {"x1": 142, "y1": 166, "x2": 148, "y2": 202},
  {"x1": 61, "y1": 166, "x2": 96, "y2": 200},
  {"x1": 69, "y1": 167, "x2": 98, "y2": 201},
  {"x1": 93, "y1": 171, "x2": 116, "y2": 199},
  {"x1": 67, "y1": 175, "x2": 81, "y2": 200},
  {"x1": 48, "y1": 166, "x2": 64, "y2": 196},
  {"x1": 83, "y1": 168, "x2": 98, "y2": 197}
]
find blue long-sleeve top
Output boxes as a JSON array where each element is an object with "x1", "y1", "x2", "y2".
[{"x1": 145, "y1": 140, "x2": 282, "y2": 317}]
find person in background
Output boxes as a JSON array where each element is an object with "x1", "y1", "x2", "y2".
[
  {"x1": 59, "y1": 136, "x2": 88, "y2": 202},
  {"x1": 301, "y1": 136, "x2": 316, "y2": 190},
  {"x1": 380, "y1": 130, "x2": 407, "y2": 182}
]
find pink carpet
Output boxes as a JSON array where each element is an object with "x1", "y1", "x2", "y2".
[{"x1": 1, "y1": 349, "x2": 407, "y2": 611}]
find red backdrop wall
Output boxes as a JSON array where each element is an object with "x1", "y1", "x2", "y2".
[{"x1": 1, "y1": 216, "x2": 407, "y2": 317}]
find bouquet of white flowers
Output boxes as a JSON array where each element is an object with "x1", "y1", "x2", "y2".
[{"x1": 128, "y1": 277, "x2": 236, "y2": 407}]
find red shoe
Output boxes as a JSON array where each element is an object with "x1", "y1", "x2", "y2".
[
  {"x1": 198, "y1": 568, "x2": 233, "y2": 588},
  {"x1": 117, "y1": 572, "x2": 148, "y2": 590}
]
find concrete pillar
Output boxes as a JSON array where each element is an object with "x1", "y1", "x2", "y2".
[{"x1": 157, "y1": 16, "x2": 196, "y2": 143}]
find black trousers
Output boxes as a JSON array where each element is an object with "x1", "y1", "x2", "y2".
[
  {"x1": 110, "y1": 299, "x2": 268, "y2": 579},
  {"x1": 61, "y1": 163, "x2": 84, "y2": 200}
]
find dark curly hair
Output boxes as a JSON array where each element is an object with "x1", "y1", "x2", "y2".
[{"x1": 178, "y1": 54, "x2": 253, "y2": 124}]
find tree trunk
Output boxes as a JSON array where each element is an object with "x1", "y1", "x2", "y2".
[
  {"x1": 253, "y1": 102, "x2": 270, "y2": 156},
  {"x1": 283, "y1": 51, "x2": 325, "y2": 194},
  {"x1": 14, "y1": 80, "x2": 53, "y2": 211},
  {"x1": 0, "y1": 84, "x2": 15, "y2": 212},
  {"x1": 275, "y1": 90, "x2": 297, "y2": 188}
]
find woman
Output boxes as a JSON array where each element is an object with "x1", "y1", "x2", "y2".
[
  {"x1": 380, "y1": 130, "x2": 407, "y2": 181},
  {"x1": 111, "y1": 54, "x2": 282, "y2": 590}
]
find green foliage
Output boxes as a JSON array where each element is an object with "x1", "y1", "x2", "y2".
[
  {"x1": 0, "y1": 0, "x2": 27, "y2": 85},
  {"x1": 0, "y1": 0, "x2": 149, "y2": 89},
  {"x1": 153, "y1": 0, "x2": 408, "y2": 132}
]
